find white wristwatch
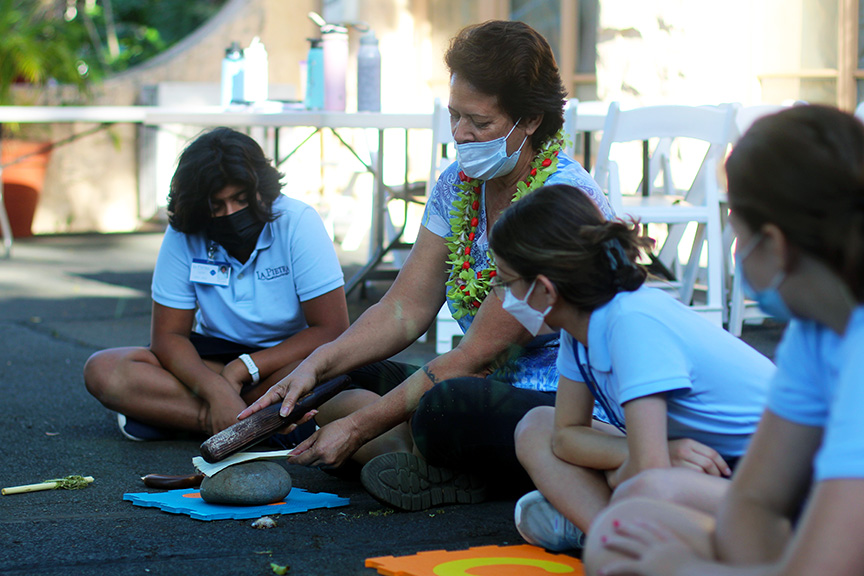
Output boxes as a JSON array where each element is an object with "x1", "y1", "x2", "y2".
[{"x1": 238, "y1": 354, "x2": 260, "y2": 384}]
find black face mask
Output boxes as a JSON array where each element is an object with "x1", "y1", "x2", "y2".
[{"x1": 206, "y1": 207, "x2": 265, "y2": 260}]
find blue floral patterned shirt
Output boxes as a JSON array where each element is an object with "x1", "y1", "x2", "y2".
[{"x1": 421, "y1": 153, "x2": 613, "y2": 393}]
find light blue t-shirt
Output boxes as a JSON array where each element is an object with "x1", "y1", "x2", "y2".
[
  {"x1": 151, "y1": 194, "x2": 344, "y2": 348},
  {"x1": 421, "y1": 153, "x2": 612, "y2": 393},
  {"x1": 767, "y1": 307, "x2": 864, "y2": 481},
  {"x1": 557, "y1": 286, "x2": 774, "y2": 458}
]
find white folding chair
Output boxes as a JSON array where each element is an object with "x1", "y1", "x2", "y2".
[
  {"x1": 427, "y1": 97, "x2": 455, "y2": 196},
  {"x1": 384, "y1": 98, "x2": 453, "y2": 250},
  {"x1": 564, "y1": 98, "x2": 579, "y2": 157},
  {"x1": 367, "y1": 99, "x2": 452, "y2": 276},
  {"x1": 563, "y1": 99, "x2": 610, "y2": 171},
  {"x1": 725, "y1": 102, "x2": 803, "y2": 335},
  {"x1": 416, "y1": 98, "x2": 464, "y2": 354},
  {"x1": 855, "y1": 101, "x2": 864, "y2": 124},
  {"x1": 593, "y1": 102, "x2": 736, "y2": 326}
]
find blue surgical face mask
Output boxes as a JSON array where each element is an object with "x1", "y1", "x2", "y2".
[
  {"x1": 735, "y1": 233, "x2": 793, "y2": 322},
  {"x1": 501, "y1": 278, "x2": 552, "y2": 336},
  {"x1": 455, "y1": 118, "x2": 527, "y2": 181}
]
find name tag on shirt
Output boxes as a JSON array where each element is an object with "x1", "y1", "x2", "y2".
[{"x1": 190, "y1": 259, "x2": 231, "y2": 286}]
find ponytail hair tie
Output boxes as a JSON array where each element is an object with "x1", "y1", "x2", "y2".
[{"x1": 603, "y1": 238, "x2": 636, "y2": 272}]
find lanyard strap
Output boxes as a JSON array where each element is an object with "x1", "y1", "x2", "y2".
[{"x1": 575, "y1": 344, "x2": 626, "y2": 433}]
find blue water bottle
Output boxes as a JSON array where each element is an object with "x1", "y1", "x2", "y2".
[
  {"x1": 305, "y1": 38, "x2": 324, "y2": 110},
  {"x1": 221, "y1": 42, "x2": 245, "y2": 107}
]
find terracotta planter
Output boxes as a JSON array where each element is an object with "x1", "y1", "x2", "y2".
[{"x1": 1, "y1": 140, "x2": 50, "y2": 238}]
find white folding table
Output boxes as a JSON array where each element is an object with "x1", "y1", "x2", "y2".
[
  {"x1": 144, "y1": 107, "x2": 433, "y2": 293},
  {"x1": 0, "y1": 105, "x2": 432, "y2": 291}
]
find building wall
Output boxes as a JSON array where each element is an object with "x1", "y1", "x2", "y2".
[
  {"x1": 23, "y1": 0, "x2": 846, "y2": 235},
  {"x1": 32, "y1": 0, "x2": 319, "y2": 234},
  {"x1": 595, "y1": 0, "x2": 843, "y2": 108},
  {"x1": 29, "y1": 0, "x2": 463, "y2": 236},
  {"x1": 597, "y1": 0, "x2": 756, "y2": 107}
]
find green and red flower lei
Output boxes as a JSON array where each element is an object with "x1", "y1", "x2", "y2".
[{"x1": 445, "y1": 129, "x2": 568, "y2": 319}]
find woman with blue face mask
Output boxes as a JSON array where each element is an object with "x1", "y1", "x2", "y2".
[
  {"x1": 240, "y1": 20, "x2": 612, "y2": 511},
  {"x1": 586, "y1": 105, "x2": 864, "y2": 576},
  {"x1": 489, "y1": 183, "x2": 774, "y2": 553}
]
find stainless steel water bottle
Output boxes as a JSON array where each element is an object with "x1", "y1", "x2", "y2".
[{"x1": 357, "y1": 31, "x2": 381, "y2": 112}]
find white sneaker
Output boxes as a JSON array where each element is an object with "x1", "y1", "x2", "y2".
[{"x1": 514, "y1": 490, "x2": 586, "y2": 551}]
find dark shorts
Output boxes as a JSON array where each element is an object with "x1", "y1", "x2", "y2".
[
  {"x1": 265, "y1": 361, "x2": 421, "y2": 452},
  {"x1": 185, "y1": 333, "x2": 320, "y2": 448},
  {"x1": 188, "y1": 332, "x2": 264, "y2": 397},
  {"x1": 345, "y1": 360, "x2": 559, "y2": 497},
  {"x1": 412, "y1": 377, "x2": 557, "y2": 497},
  {"x1": 188, "y1": 332, "x2": 262, "y2": 366}
]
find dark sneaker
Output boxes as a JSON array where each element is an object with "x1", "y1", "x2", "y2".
[
  {"x1": 360, "y1": 452, "x2": 487, "y2": 511},
  {"x1": 116, "y1": 413, "x2": 173, "y2": 441}
]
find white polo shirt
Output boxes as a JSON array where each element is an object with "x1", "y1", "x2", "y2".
[
  {"x1": 557, "y1": 286, "x2": 774, "y2": 458},
  {"x1": 151, "y1": 194, "x2": 344, "y2": 348},
  {"x1": 767, "y1": 307, "x2": 864, "y2": 481}
]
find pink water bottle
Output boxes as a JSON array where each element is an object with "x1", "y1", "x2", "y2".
[{"x1": 322, "y1": 25, "x2": 348, "y2": 111}]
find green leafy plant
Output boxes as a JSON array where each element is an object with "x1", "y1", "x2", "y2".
[
  {"x1": 89, "y1": 0, "x2": 225, "y2": 73},
  {"x1": 0, "y1": 0, "x2": 98, "y2": 105},
  {"x1": 0, "y1": 0, "x2": 226, "y2": 105}
]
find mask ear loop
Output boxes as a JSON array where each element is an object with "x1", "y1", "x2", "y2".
[
  {"x1": 498, "y1": 117, "x2": 521, "y2": 139},
  {"x1": 502, "y1": 118, "x2": 530, "y2": 164},
  {"x1": 538, "y1": 280, "x2": 554, "y2": 317},
  {"x1": 512, "y1": 276, "x2": 553, "y2": 314},
  {"x1": 735, "y1": 232, "x2": 764, "y2": 263}
]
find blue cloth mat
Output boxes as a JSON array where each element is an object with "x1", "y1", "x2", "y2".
[{"x1": 123, "y1": 487, "x2": 349, "y2": 521}]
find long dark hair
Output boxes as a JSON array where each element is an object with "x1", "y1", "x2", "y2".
[
  {"x1": 726, "y1": 105, "x2": 864, "y2": 300},
  {"x1": 166, "y1": 127, "x2": 283, "y2": 234},
  {"x1": 444, "y1": 20, "x2": 567, "y2": 150},
  {"x1": 490, "y1": 184, "x2": 653, "y2": 311}
]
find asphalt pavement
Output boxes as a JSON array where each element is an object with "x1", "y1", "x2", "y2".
[{"x1": 0, "y1": 232, "x2": 786, "y2": 576}]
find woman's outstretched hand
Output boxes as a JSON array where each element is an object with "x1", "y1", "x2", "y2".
[{"x1": 237, "y1": 365, "x2": 318, "y2": 421}]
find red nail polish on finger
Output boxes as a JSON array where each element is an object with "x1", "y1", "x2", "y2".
[{"x1": 612, "y1": 519, "x2": 621, "y2": 528}]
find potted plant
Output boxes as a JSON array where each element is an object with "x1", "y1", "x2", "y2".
[{"x1": 0, "y1": 0, "x2": 96, "y2": 237}]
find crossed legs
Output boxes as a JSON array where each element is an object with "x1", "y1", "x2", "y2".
[
  {"x1": 514, "y1": 406, "x2": 732, "y2": 534},
  {"x1": 84, "y1": 348, "x2": 412, "y2": 464}
]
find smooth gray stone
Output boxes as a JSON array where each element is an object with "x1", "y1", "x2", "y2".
[{"x1": 200, "y1": 461, "x2": 292, "y2": 505}]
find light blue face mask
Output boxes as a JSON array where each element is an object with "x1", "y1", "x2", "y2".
[
  {"x1": 455, "y1": 118, "x2": 527, "y2": 181},
  {"x1": 735, "y1": 233, "x2": 793, "y2": 322}
]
